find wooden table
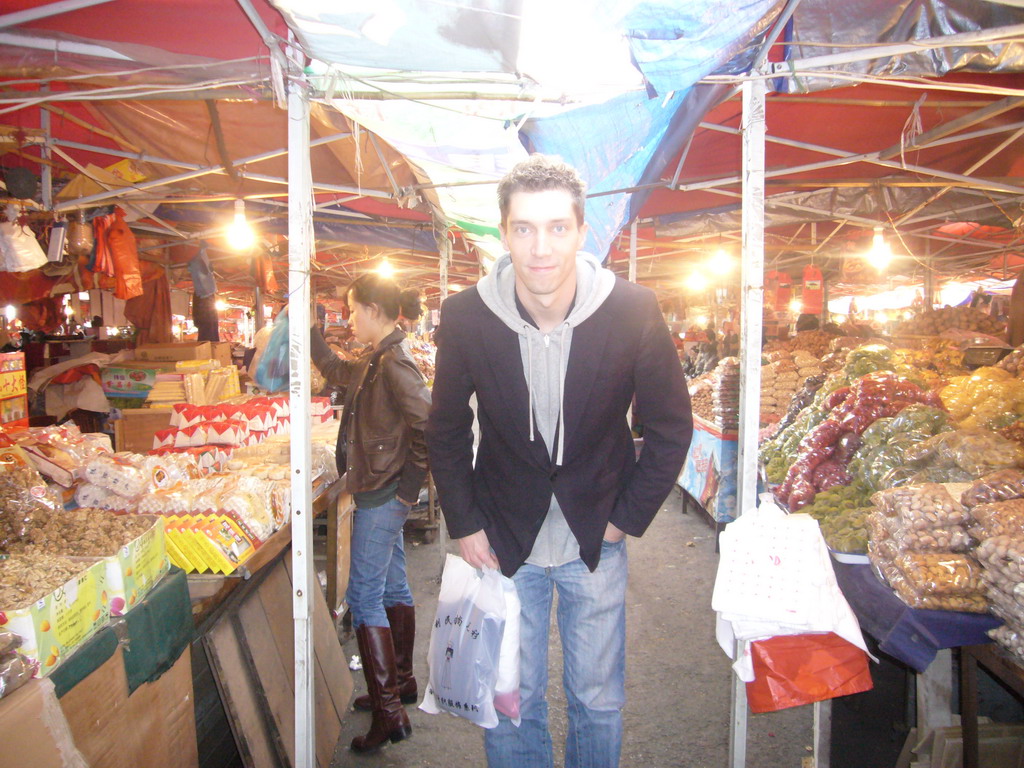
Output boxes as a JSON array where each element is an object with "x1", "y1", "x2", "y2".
[{"x1": 959, "y1": 643, "x2": 1024, "y2": 768}]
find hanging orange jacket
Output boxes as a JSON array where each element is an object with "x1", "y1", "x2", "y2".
[
  {"x1": 91, "y1": 214, "x2": 114, "y2": 277},
  {"x1": 106, "y1": 207, "x2": 143, "y2": 300}
]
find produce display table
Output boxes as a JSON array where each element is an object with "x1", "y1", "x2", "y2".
[
  {"x1": 832, "y1": 560, "x2": 1000, "y2": 672},
  {"x1": 678, "y1": 414, "x2": 738, "y2": 523}
]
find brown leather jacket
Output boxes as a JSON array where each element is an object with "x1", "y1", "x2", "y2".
[{"x1": 311, "y1": 327, "x2": 431, "y2": 502}]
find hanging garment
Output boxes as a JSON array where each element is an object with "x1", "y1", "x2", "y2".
[
  {"x1": 124, "y1": 270, "x2": 173, "y2": 344},
  {"x1": 192, "y1": 292, "x2": 220, "y2": 342},
  {"x1": 106, "y1": 207, "x2": 143, "y2": 300}
]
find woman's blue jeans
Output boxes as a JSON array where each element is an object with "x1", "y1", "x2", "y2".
[
  {"x1": 346, "y1": 496, "x2": 414, "y2": 628},
  {"x1": 484, "y1": 539, "x2": 628, "y2": 768}
]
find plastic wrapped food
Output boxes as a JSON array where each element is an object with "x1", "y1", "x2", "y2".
[
  {"x1": 969, "y1": 499, "x2": 1024, "y2": 540},
  {"x1": 871, "y1": 484, "x2": 969, "y2": 528},
  {"x1": 894, "y1": 552, "x2": 984, "y2": 597},
  {"x1": 0, "y1": 455, "x2": 63, "y2": 551},
  {"x1": 0, "y1": 652, "x2": 36, "y2": 700},
  {"x1": 74, "y1": 482, "x2": 133, "y2": 513},
  {"x1": 905, "y1": 428, "x2": 1024, "y2": 476},
  {"x1": 989, "y1": 625, "x2": 1024, "y2": 664},
  {"x1": 891, "y1": 524, "x2": 971, "y2": 553},
  {"x1": 0, "y1": 632, "x2": 21, "y2": 656},
  {"x1": 867, "y1": 509, "x2": 969, "y2": 552},
  {"x1": 975, "y1": 535, "x2": 1024, "y2": 583},
  {"x1": 83, "y1": 453, "x2": 149, "y2": 498},
  {"x1": 961, "y1": 469, "x2": 1024, "y2": 508}
]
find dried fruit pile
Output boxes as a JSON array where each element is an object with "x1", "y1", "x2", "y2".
[{"x1": 0, "y1": 554, "x2": 86, "y2": 610}]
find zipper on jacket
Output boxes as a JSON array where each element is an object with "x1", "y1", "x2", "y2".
[{"x1": 543, "y1": 334, "x2": 550, "y2": 348}]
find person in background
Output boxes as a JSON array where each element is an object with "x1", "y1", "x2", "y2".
[
  {"x1": 427, "y1": 155, "x2": 693, "y2": 768},
  {"x1": 310, "y1": 275, "x2": 431, "y2": 754}
]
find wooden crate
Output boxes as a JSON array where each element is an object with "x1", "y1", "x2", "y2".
[{"x1": 114, "y1": 407, "x2": 173, "y2": 453}]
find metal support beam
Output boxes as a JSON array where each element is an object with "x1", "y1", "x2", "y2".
[
  {"x1": 287, "y1": 78, "x2": 315, "y2": 768},
  {"x1": 0, "y1": 0, "x2": 115, "y2": 29},
  {"x1": 39, "y1": 97, "x2": 52, "y2": 210},
  {"x1": 731, "y1": 75, "x2": 766, "y2": 768},
  {"x1": 769, "y1": 23, "x2": 1024, "y2": 75}
]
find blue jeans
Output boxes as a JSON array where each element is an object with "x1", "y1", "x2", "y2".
[
  {"x1": 346, "y1": 497, "x2": 414, "y2": 628},
  {"x1": 484, "y1": 539, "x2": 628, "y2": 768}
]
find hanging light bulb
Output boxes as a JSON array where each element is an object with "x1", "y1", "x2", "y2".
[
  {"x1": 215, "y1": 299, "x2": 229, "y2": 312},
  {"x1": 4, "y1": 306, "x2": 16, "y2": 322},
  {"x1": 867, "y1": 226, "x2": 893, "y2": 271},
  {"x1": 789, "y1": 299, "x2": 803, "y2": 314},
  {"x1": 376, "y1": 257, "x2": 395, "y2": 278},
  {"x1": 708, "y1": 248, "x2": 734, "y2": 276},
  {"x1": 227, "y1": 199, "x2": 256, "y2": 251},
  {"x1": 685, "y1": 271, "x2": 708, "y2": 292}
]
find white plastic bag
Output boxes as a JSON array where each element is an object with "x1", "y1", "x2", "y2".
[
  {"x1": 0, "y1": 221, "x2": 47, "y2": 273},
  {"x1": 420, "y1": 554, "x2": 521, "y2": 728}
]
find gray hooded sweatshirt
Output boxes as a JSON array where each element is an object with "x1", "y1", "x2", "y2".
[{"x1": 476, "y1": 251, "x2": 617, "y2": 567}]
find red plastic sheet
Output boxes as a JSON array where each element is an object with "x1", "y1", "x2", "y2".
[{"x1": 745, "y1": 632, "x2": 873, "y2": 713}]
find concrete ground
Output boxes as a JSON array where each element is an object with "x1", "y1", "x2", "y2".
[{"x1": 331, "y1": 486, "x2": 812, "y2": 767}]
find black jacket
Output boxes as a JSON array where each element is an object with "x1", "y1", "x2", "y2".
[
  {"x1": 426, "y1": 278, "x2": 693, "y2": 576},
  {"x1": 312, "y1": 328, "x2": 431, "y2": 503}
]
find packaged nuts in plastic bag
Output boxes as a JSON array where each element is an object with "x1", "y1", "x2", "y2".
[
  {"x1": 871, "y1": 484, "x2": 969, "y2": 528},
  {"x1": 961, "y1": 469, "x2": 1024, "y2": 508},
  {"x1": 894, "y1": 552, "x2": 985, "y2": 597}
]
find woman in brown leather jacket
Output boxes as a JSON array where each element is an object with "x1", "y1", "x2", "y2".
[{"x1": 310, "y1": 274, "x2": 431, "y2": 754}]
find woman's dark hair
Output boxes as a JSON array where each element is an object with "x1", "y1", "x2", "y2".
[{"x1": 347, "y1": 274, "x2": 423, "y2": 323}]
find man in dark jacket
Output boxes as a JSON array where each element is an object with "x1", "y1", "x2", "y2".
[{"x1": 426, "y1": 155, "x2": 692, "y2": 768}]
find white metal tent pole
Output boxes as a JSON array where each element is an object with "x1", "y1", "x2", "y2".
[
  {"x1": 730, "y1": 74, "x2": 767, "y2": 768},
  {"x1": 629, "y1": 220, "x2": 638, "y2": 284},
  {"x1": 287, "y1": 79, "x2": 316, "y2": 768}
]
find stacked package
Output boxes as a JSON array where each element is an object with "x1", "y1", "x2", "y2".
[
  {"x1": 759, "y1": 350, "x2": 825, "y2": 424},
  {"x1": 866, "y1": 484, "x2": 988, "y2": 612},
  {"x1": 960, "y1": 470, "x2": 1024, "y2": 661},
  {"x1": 150, "y1": 395, "x2": 332, "y2": 471},
  {"x1": 688, "y1": 375, "x2": 715, "y2": 422},
  {"x1": 712, "y1": 358, "x2": 740, "y2": 432}
]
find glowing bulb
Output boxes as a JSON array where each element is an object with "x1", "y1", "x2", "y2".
[
  {"x1": 448, "y1": 284, "x2": 464, "y2": 292},
  {"x1": 227, "y1": 199, "x2": 256, "y2": 251},
  {"x1": 4, "y1": 306, "x2": 15, "y2": 322},
  {"x1": 215, "y1": 299, "x2": 229, "y2": 312},
  {"x1": 708, "y1": 249, "x2": 733, "y2": 276},
  {"x1": 696, "y1": 315, "x2": 708, "y2": 327},
  {"x1": 834, "y1": 314, "x2": 847, "y2": 324},
  {"x1": 789, "y1": 299, "x2": 803, "y2": 314},
  {"x1": 874, "y1": 311, "x2": 889, "y2": 325},
  {"x1": 686, "y1": 271, "x2": 708, "y2": 292},
  {"x1": 64, "y1": 304, "x2": 74, "y2": 317},
  {"x1": 377, "y1": 258, "x2": 395, "y2": 278},
  {"x1": 868, "y1": 226, "x2": 892, "y2": 271}
]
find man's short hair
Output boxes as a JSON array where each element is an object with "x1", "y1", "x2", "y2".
[{"x1": 498, "y1": 154, "x2": 586, "y2": 227}]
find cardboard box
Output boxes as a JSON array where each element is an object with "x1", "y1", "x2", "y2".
[
  {"x1": 88, "y1": 517, "x2": 170, "y2": 616},
  {"x1": 59, "y1": 645, "x2": 198, "y2": 768},
  {"x1": 113, "y1": 407, "x2": 173, "y2": 453},
  {"x1": 0, "y1": 679, "x2": 88, "y2": 768},
  {"x1": 135, "y1": 341, "x2": 211, "y2": 362},
  {"x1": 0, "y1": 558, "x2": 108, "y2": 677},
  {"x1": 135, "y1": 341, "x2": 231, "y2": 367}
]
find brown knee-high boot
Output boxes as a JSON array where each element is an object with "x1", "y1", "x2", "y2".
[
  {"x1": 354, "y1": 605, "x2": 417, "y2": 711},
  {"x1": 350, "y1": 625, "x2": 412, "y2": 753}
]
